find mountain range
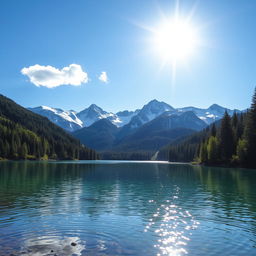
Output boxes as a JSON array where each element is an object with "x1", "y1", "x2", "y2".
[
  {"x1": 29, "y1": 99, "x2": 240, "y2": 132},
  {"x1": 29, "y1": 100, "x2": 241, "y2": 155}
]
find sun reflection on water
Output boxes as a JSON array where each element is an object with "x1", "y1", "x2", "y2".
[{"x1": 145, "y1": 188, "x2": 199, "y2": 256}]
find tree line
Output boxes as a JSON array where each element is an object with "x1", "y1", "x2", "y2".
[
  {"x1": 100, "y1": 151, "x2": 153, "y2": 160},
  {"x1": 164, "y1": 89, "x2": 256, "y2": 169}
]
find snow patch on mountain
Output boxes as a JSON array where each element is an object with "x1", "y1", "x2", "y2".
[
  {"x1": 116, "y1": 110, "x2": 140, "y2": 126},
  {"x1": 177, "y1": 104, "x2": 239, "y2": 125},
  {"x1": 127, "y1": 99, "x2": 175, "y2": 129},
  {"x1": 29, "y1": 100, "x2": 241, "y2": 132},
  {"x1": 28, "y1": 106, "x2": 83, "y2": 132},
  {"x1": 77, "y1": 104, "x2": 122, "y2": 127}
]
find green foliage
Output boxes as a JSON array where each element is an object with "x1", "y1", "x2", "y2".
[
  {"x1": 20, "y1": 142, "x2": 28, "y2": 159},
  {"x1": 243, "y1": 88, "x2": 256, "y2": 168},
  {"x1": 211, "y1": 123, "x2": 217, "y2": 137},
  {"x1": 236, "y1": 139, "x2": 247, "y2": 165},
  {"x1": 0, "y1": 95, "x2": 98, "y2": 160},
  {"x1": 199, "y1": 141, "x2": 208, "y2": 163},
  {"x1": 219, "y1": 111, "x2": 235, "y2": 162},
  {"x1": 207, "y1": 136, "x2": 218, "y2": 164},
  {"x1": 158, "y1": 124, "x2": 213, "y2": 162},
  {"x1": 162, "y1": 88, "x2": 256, "y2": 168}
]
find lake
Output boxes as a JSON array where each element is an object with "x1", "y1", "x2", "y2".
[{"x1": 0, "y1": 161, "x2": 256, "y2": 256}]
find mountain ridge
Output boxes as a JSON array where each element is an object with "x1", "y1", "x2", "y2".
[
  {"x1": 0, "y1": 94, "x2": 97, "y2": 160},
  {"x1": 29, "y1": 99, "x2": 242, "y2": 132},
  {"x1": 72, "y1": 110, "x2": 207, "y2": 152}
]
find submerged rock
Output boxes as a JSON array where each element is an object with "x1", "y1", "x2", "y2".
[{"x1": 20, "y1": 236, "x2": 84, "y2": 255}]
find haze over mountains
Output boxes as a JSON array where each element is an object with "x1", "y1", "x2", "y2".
[{"x1": 29, "y1": 100, "x2": 241, "y2": 154}]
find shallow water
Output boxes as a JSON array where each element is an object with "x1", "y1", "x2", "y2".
[{"x1": 0, "y1": 160, "x2": 256, "y2": 255}]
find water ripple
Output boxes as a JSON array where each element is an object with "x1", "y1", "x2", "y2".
[{"x1": 1, "y1": 161, "x2": 256, "y2": 255}]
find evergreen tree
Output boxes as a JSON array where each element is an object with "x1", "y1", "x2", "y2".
[
  {"x1": 199, "y1": 141, "x2": 208, "y2": 163},
  {"x1": 11, "y1": 136, "x2": 18, "y2": 158},
  {"x1": 243, "y1": 88, "x2": 256, "y2": 167},
  {"x1": 75, "y1": 148, "x2": 80, "y2": 160},
  {"x1": 232, "y1": 112, "x2": 243, "y2": 145},
  {"x1": 236, "y1": 139, "x2": 247, "y2": 165},
  {"x1": 207, "y1": 136, "x2": 218, "y2": 164},
  {"x1": 0, "y1": 139, "x2": 4, "y2": 158},
  {"x1": 236, "y1": 114, "x2": 245, "y2": 139},
  {"x1": 219, "y1": 111, "x2": 235, "y2": 162},
  {"x1": 163, "y1": 89, "x2": 255, "y2": 168},
  {"x1": 20, "y1": 142, "x2": 28, "y2": 159},
  {"x1": 0, "y1": 94, "x2": 98, "y2": 160},
  {"x1": 211, "y1": 123, "x2": 217, "y2": 137},
  {"x1": 42, "y1": 137, "x2": 49, "y2": 157},
  {"x1": 232, "y1": 112, "x2": 238, "y2": 128},
  {"x1": 5, "y1": 141, "x2": 10, "y2": 158}
]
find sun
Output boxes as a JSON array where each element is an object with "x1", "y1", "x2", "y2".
[
  {"x1": 153, "y1": 18, "x2": 198, "y2": 63},
  {"x1": 134, "y1": 1, "x2": 203, "y2": 83}
]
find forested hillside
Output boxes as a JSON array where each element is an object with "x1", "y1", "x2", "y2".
[
  {"x1": 157, "y1": 124, "x2": 217, "y2": 162},
  {"x1": 0, "y1": 95, "x2": 98, "y2": 160},
  {"x1": 161, "y1": 89, "x2": 256, "y2": 169}
]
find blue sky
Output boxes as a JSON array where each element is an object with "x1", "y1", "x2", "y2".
[{"x1": 0, "y1": 0, "x2": 255, "y2": 112}]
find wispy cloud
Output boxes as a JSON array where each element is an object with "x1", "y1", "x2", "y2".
[
  {"x1": 21, "y1": 64, "x2": 88, "y2": 88},
  {"x1": 99, "y1": 71, "x2": 108, "y2": 83}
]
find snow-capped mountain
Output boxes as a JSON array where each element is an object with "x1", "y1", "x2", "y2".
[
  {"x1": 28, "y1": 100, "x2": 241, "y2": 132},
  {"x1": 126, "y1": 100, "x2": 175, "y2": 129},
  {"x1": 72, "y1": 110, "x2": 207, "y2": 152},
  {"x1": 28, "y1": 104, "x2": 139, "y2": 132},
  {"x1": 177, "y1": 104, "x2": 240, "y2": 124},
  {"x1": 116, "y1": 110, "x2": 140, "y2": 126},
  {"x1": 77, "y1": 104, "x2": 121, "y2": 127},
  {"x1": 137, "y1": 99, "x2": 175, "y2": 124},
  {"x1": 156, "y1": 111, "x2": 208, "y2": 131},
  {"x1": 28, "y1": 100, "x2": 242, "y2": 154},
  {"x1": 28, "y1": 106, "x2": 83, "y2": 132}
]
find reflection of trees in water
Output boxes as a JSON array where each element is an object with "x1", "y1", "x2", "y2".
[
  {"x1": 0, "y1": 161, "x2": 95, "y2": 217},
  {"x1": 195, "y1": 165, "x2": 256, "y2": 210},
  {"x1": 0, "y1": 161, "x2": 95, "y2": 192},
  {"x1": 195, "y1": 164, "x2": 256, "y2": 220},
  {"x1": 1, "y1": 162, "x2": 256, "y2": 253},
  {"x1": 1, "y1": 161, "x2": 256, "y2": 221},
  {"x1": 0, "y1": 162, "x2": 203, "y2": 219},
  {"x1": 83, "y1": 163, "x2": 203, "y2": 220},
  {"x1": 194, "y1": 164, "x2": 256, "y2": 247}
]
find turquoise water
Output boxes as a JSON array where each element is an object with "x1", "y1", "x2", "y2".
[{"x1": 0, "y1": 161, "x2": 256, "y2": 255}]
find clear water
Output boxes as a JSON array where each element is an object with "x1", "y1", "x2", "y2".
[{"x1": 0, "y1": 161, "x2": 256, "y2": 256}]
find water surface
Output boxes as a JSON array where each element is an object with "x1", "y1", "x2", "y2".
[{"x1": 0, "y1": 161, "x2": 256, "y2": 255}]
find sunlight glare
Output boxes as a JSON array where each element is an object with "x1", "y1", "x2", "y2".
[{"x1": 153, "y1": 18, "x2": 198, "y2": 63}]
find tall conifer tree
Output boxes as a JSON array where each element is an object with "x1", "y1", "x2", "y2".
[
  {"x1": 244, "y1": 88, "x2": 256, "y2": 167},
  {"x1": 219, "y1": 111, "x2": 235, "y2": 162},
  {"x1": 211, "y1": 123, "x2": 217, "y2": 137}
]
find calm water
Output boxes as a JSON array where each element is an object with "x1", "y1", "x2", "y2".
[{"x1": 0, "y1": 161, "x2": 256, "y2": 256}]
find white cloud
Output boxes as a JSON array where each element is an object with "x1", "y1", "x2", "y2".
[
  {"x1": 21, "y1": 64, "x2": 88, "y2": 88},
  {"x1": 98, "y1": 71, "x2": 108, "y2": 83}
]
